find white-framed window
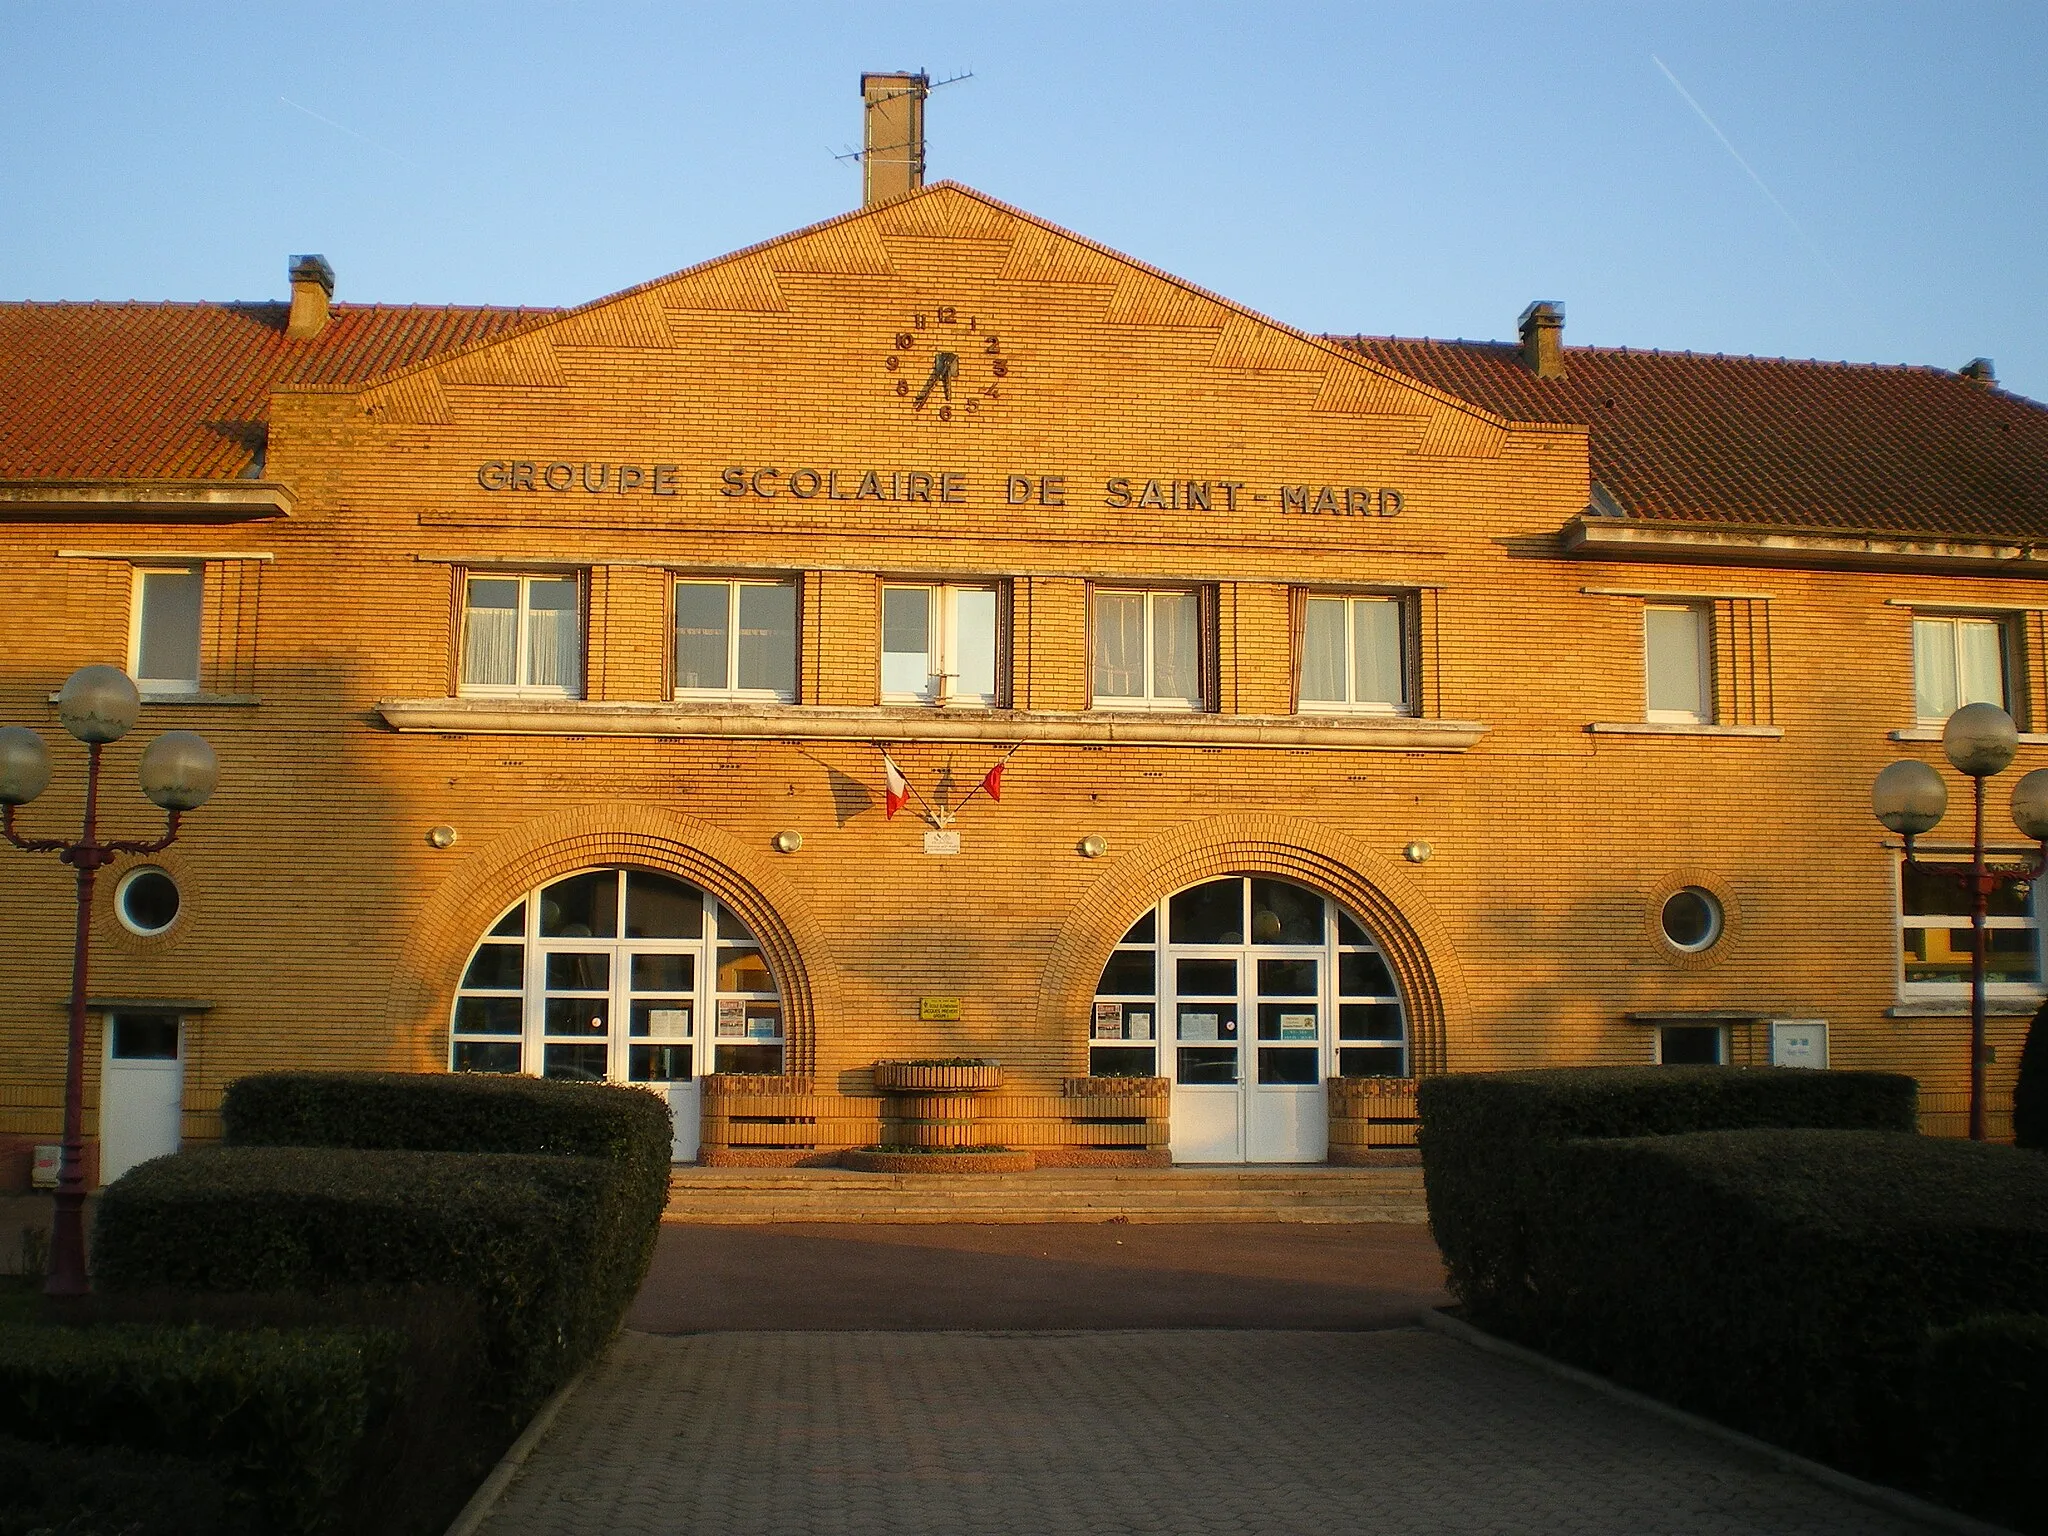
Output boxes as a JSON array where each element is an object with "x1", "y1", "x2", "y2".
[
  {"x1": 673, "y1": 579, "x2": 798, "y2": 702},
  {"x1": 460, "y1": 574, "x2": 582, "y2": 696},
  {"x1": 1913, "y1": 615, "x2": 2007, "y2": 723},
  {"x1": 1655, "y1": 1024, "x2": 1726, "y2": 1065},
  {"x1": 1644, "y1": 603, "x2": 1712, "y2": 724},
  {"x1": 450, "y1": 867, "x2": 785, "y2": 1081},
  {"x1": 1898, "y1": 856, "x2": 2043, "y2": 1000},
  {"x1": 882, "y1": 583, "x2": 999, "y2": 706},
  {"x1": 1092, "y1": 587, "x2": 1205, "y2": 711},
  {"x1": 1086, "y1": 877, "x2": 1408, "y2": 1083},
  {"x1": 1298, "y1": 594, "x2": 1410, "y2": 714},
  {"x1": 130, "y1": 567, "x2": 203, "y2": 695}
]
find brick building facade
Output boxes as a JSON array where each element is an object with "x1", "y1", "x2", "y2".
[{"x1": 6, "y1": 117, "x2": 2048, "y2": 1176}]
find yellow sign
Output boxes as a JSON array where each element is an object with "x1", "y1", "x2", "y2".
[{"x1": 919, "y1": 996, "x2": 962, "y2": 1022}]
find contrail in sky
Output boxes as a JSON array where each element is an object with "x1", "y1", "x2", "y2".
[
  {"x1": 1651, "y1": 54, "x2": 1843, "y2": 286},
  {"x1": 279, "y1": 96, "x2": 414, "y2": 166}
]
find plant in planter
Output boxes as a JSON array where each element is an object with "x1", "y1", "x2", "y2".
[{"x1": 848, "y1": 1059, "x2": 1034, "y2": 1170}]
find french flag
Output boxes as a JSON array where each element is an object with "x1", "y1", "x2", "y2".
[{"x1": 884, "y1": 755, "x2": 910, "y2": 819}]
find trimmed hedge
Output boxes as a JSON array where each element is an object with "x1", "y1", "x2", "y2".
[
  {"x1": 1416, "y1": 1066, "x2": 1917, "y2": 1328},
  {"x1": 1524, "y1": 1129, "x2": 2048, "y2": 1479},
  {"x1": 1918, "y1": 1312, "x2": 2048, "y2": 1534},
  {"x1": 0, "y1": 1322, "x2": 402, "y2": 1534},
  {"x1": 94, "y1": 1146, "x2": 628, "y2": 1418},
  {"x1": 220, "y1": 1070, "x2": 674, "y2": 1349},
  {"x1": 0, "y1": 1429, "x2": 253, "y2": 1536}
]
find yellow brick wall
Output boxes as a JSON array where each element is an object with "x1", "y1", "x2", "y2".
[{"x1": 0, "y1": 185, "x2": 2031, "y2": 1158}]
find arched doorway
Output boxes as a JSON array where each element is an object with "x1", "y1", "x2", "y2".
[
  {"x1": 1089, "y1": 875, "x2": 1407, "y2": 1163},
  {"x1": 448, "y1": 866, "x2": 784, "y2": 1159}
]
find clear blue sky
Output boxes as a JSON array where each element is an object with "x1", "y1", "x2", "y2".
[{"x1": 4, "y1": 2, "x2": 2044, "y2": 401}]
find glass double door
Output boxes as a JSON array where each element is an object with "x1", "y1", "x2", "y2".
[
  {"x1": 1089, "y1": 876, "x2": 1408, "y2": 1163},
  {"x1": 450, "y1": 868, "x2": 786, "y2": 1161},
  {"x1": 1170, "y1": 932, "x2": 1330, "y2": 1164}
]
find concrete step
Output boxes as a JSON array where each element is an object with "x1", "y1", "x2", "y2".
[{"x1": 663, "y1": 1166, "x2": 1428, "y2": 1224}]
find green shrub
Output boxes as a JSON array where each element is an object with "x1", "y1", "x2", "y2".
[
  {"x1": 1918, "y1": 1312, "x2": 2048, "y2": 1534},
  {"x1": 221, "y1": 1070, "x2": 674, "y2": 1334},
  {"x1": 1523, "y1": 1129, "x2": 2048, "y2": 1480},
  {"x1": 0, "y1": 1429, "x2": 254, "y2": 1536},
  {"x1": 1416, "y1": 1066, "x2": 1918, "y2": 1328},
  {"x1": 94, "y1": 1146, "x2": 629, "y2": 1418},
  {"x1": 0, "y1": 1323, "x2": 402, "y2": 1535}
]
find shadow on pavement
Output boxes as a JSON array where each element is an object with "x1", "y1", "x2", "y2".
[{"x1": 629, "y1": 1221, "x2": 1448, "y2": 1332}]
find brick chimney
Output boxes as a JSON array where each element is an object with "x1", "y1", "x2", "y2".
[
  {"x1": 286, "y1": 255, "x2": 334, "y2": 340},
  {"x1": 860, "y1": 72, "x2": 928, "y2": 206},
  {"x1": 1960, "y1": 357, "x2": 1997, "y2": 389},
  {"x1": 1518, "y1": 301, "x2": 1565, "y2": 379}
]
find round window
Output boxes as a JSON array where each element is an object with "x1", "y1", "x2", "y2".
[
  {"x1": 116, "y1": 867, "x2": 180, "y2": 936},
  {"x1": 1660, "y1": 887, "x2": 1723, "y2": 952}
]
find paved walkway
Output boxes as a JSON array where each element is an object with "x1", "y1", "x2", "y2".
[
  {"x1": 475, "y1": 1329, "x2": 1944, "y2": 1536},
  {"x1": 628, "y1": 1221, "x2": 1448, "y2": 1331}
]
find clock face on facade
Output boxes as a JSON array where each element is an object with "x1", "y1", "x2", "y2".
[{"x1": 882, "y1": 306, "x2": 1009, "y2": 421}]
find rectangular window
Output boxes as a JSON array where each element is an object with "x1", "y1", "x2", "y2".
[
  {"x1": 130, "y1": 567, "x2": 203, "y2": 694},
  {"x1": 1914, "y1": 615, "x2": 2007, "y2": 723},
  {"x1": 1656, "y1": 1025, "x2": 1725, "y2": 1065},
  {"x1": 1645, "y1": 603, "x2": 1712, "y2": 723},
  {"x1": 672, "y1": 579, "x2": 798, "y2": 701},
  {"x1": 882, "y1": 583, "x2": 999, "y2": 705},
  {"x1": 1899, "y1": 857, "x2": 2043, "y2": 998},
  {"x1": 1298, "y1": 595, "x2": 1409, "y2": 713},
  {"x1": 460, "y1": 574, "x2": 582, "y2": 696},
  {"x1": 1093, "y1": 588, "x2": 1205, "y2": 710}
]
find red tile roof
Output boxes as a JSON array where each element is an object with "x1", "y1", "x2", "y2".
[
  {"x1": 5, "y1": 297, "x2": 2044, "y2": 545},
  {"x1": 0, "y1": 301, "x2": 553, "y2": 480},
  {"x1": 1332, "y1": 336, "x2": 2048, "y2": 540}
]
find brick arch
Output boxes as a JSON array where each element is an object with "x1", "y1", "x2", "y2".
[
  {"x1": 1034, "y1": 814, "x2": 1468, "y2": 1074},
  {"x1": 384, "y1": 802, "x2": 838, "y2": 1074}
]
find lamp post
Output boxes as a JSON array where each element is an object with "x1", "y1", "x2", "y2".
[
  {"x1": 0, "y1": 665, "x2": 217, "y2": 1296},
  {"x1": 1872, "y1": 702, "x2": 2048, "y2": 1141}
]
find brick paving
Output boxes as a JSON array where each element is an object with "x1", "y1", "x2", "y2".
[{"x1": 474, "y1": 1328, "x2": 1942, "y2": 1535}]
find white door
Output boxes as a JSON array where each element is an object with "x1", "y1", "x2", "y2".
[
  {"x1": 100, "y1": 1013, "x2": 183, "y2": 1184},
  {"x1": 1096, "y1": 878, "x2": 1407, "y2": 1165}
]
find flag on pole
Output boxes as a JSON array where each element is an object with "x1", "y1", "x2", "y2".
[
  {"x1": 883, "y1": 755, "x2": 910, "y2": 819},
  {"x1": 979, "y1": 761, "x2": 1004, "y2": 802}
]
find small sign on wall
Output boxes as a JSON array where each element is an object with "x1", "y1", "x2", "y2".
[
  {"x1": 920, "y1": 996, "x2": 962, "y2": 1022},
  {"x1": 923, "y1": 830, "x2": 961, "y2": 856},
  {"x1": 1770, "y1": 1019, "x2": 1829, "y2": 1069},
  {"x1": 31, "y1": 1145, "x2": 60, "y2": 1188}
]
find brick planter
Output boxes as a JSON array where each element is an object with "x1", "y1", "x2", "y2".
[
  {"x1": 839, "y1": 1148, "x2": 1037, "y2": 1173},
  {"x1": 873, "y1": 1061, "x2": 1004, "y2": 1150},
  {"x1": 1327, "y1": 1076, "x2": 1421, "y2": 1164}
]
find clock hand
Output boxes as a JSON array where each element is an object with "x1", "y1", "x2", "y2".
[{"x1": 914, "y1": 351, "x2": 958, "y2": 409}]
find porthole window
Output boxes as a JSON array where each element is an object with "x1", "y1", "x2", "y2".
[
  {"x1": 116, "y1": 867, "x2": 180, "y2": 936},
  {"x1": 1660, "y1": 887, "x2": 1723, "y2": 952}
]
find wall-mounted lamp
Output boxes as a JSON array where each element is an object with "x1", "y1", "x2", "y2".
[
  {"x1": 426, "y1": 825, "x2": 459, "y2": 849},
  {"x1": 1077, "y1": 834, "x2": 1108, "y2": 858},
  {"x1": 1402, "y1": 840, "x2": 1433, "y2": 864},
  {"x1": 773, "y1": 830, "x2": 804, "y2": 854}
]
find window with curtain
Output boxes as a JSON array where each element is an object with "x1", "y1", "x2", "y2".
[
  {"x1": 1913, "y1": 615, "x2": 2007, "y2": 723},
  {"x1": 1298, "y1": 595, "x2": 1409, "y2": 713},
  {"x1": 1092, "y1": 588, "x2": 1204, "y2": 709},
  {"x1": 461, "y1": 574, "x2": 581, "y2": 696},
  {"x1": 882, "y1": 583, "x2": 999, "y2": 705},
  {"x1": 1644, "y1": 603, "x2": 1712, "y2": 723},
  {"x1": 131, "y1": 567, "x2": 203, "y2": 694},
  {"x1": 673, "y1": 579, "x2": 798, "y2": 701}
]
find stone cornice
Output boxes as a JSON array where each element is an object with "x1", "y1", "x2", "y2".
[
  {"x1": 1561, "y1": 514, "x2": 2048, "y2": 576},
  {"x1": 373, "y1": 698, "x2": 1489, "y2": 752},
  {"x1": 0, "y1": 480, "x2": 294, "y2": 521}
]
